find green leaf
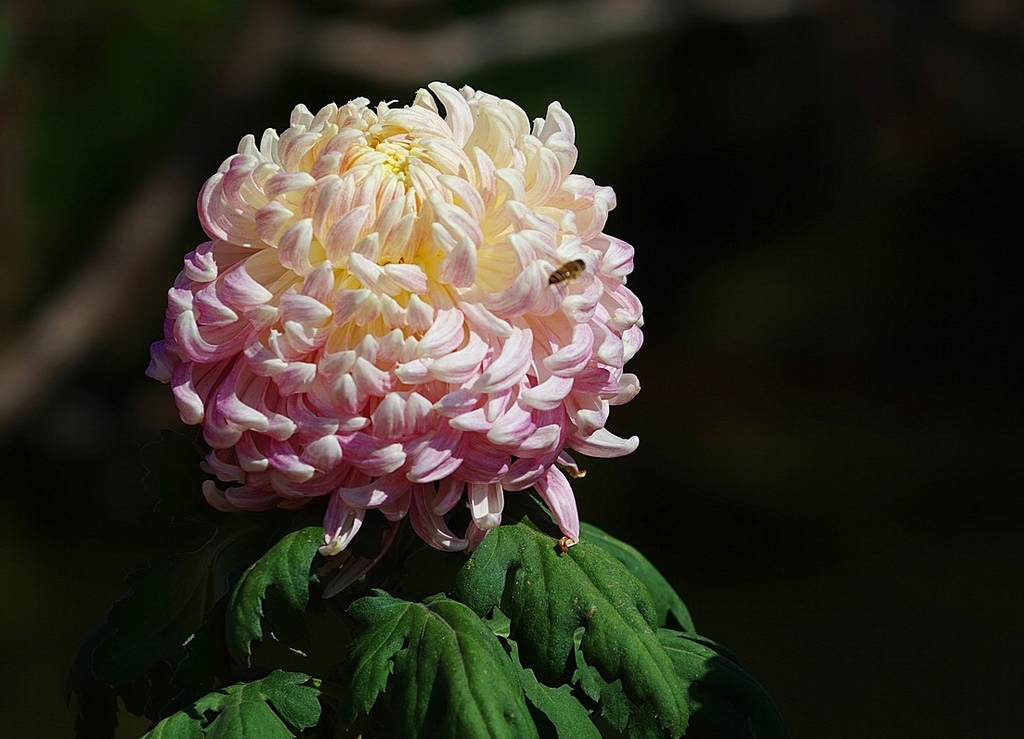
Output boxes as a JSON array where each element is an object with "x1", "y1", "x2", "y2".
[
  {"x1": 657, "y1": 629, "x2": 791, "y2": 739},
  {"x1": 340, "y1": 591, "x2": 538, "y2": 739},
  {"x1": 452, "y1": 513, "x2": 689, "y2": 737},
  {"x1": 579, "y1": 522, "x2": 695, "y2": 632},
  {"x1": 226, "y1": 526, "x2": 324, "y2": 664},
  {"x1": 69, "y1": 432, "x2": 313, "y2": 724},
  {"x1": 140, "y1": 670, "x2": 321, "y2": 739},
  {"x1": 89, "y1": 520, "x2": 277, "y2": 687},
  {"x1": 506, "y1": 637, "x2": 600, "y2": 739}
]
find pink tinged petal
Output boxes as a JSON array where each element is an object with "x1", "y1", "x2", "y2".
[
  {"x1": 468, "y1": 482, "x2": 504, "y2": 531},
  {"x1": 170, "y1": 362, "x2": 205, "y2": 424},
  {"x1": 371, "y1": 393, "x2": 408, "y2": 439},
  {"x1": 226, "y1": 483, "x2": 285, "y2": 511},
  {"x1": 534, "y1": 100, "x2": 575, "y2": 143},
  {"x1": 236, "y1": 432, "x2": 270, "y2": 472},
  {"x1": 519, "y1": 373, "x2": 574, "y2": 410},
  {"x1": 173, "y1": 310, "x2": 220, "y2": 363},
  {"x1": 544, "y1": 323, "x2": 594, "y2": 377},
  {"x1": 379, "y1": 489, "x2": 412, "y2": 521},
  {"x1": 429, "y1": 81, "x2": 473, "y2": 147},
  {"x1": 433, "y1": 477, "x2": 465, "y2": 515},
  {"x1": 459, "y1": 300, "x2": 514, "y2": 338},
  {"x1": 439, "y1": 235, "x2": 478, "y2": 288},
  {"x1": 254, "y1": 201, "x2": 295, "y2": 245},
  {"x1": 352, "y1": 357, "x2": 391, "y2": 396},
  {"x1": 264, "y1": 409, "x2": 298, "y2": 440},
  {"x1": 563, "y1": 290, "x2": 603, "y2": 326},
  {"x1": 306, "y1": 173, "x2": 344, "y2": 230},
  {"x1": 449, "y1": 407, "x2": 492, "y2": 433},
  {"x1": 381, "y1": 212, "x2": 416, "y2": 263},
  {"x1": 496, "y1": 167, "x2": 527, "y2": 204},
  {"x1": 457, "y1": 440, "x2": 510, "y2": 483},
  {"x1": 371, "y1": 197, "x2": 405, "y2": 245},
  {"x1": 193, "y1": 284, "x2": 239, "y2": 327},
  {"x1": 202, "y1": 480, "x2": 243, "y2": 512},
  {"x1": 485, "y1": 262, "x2": 545, "y2": 317},
  {"x1": 338, "y1": 470, "x2": 409, "y2": 508},
  {"x1": 183, "y1": 241, "x2": 220, "y2": 282},
  {"x1": 595, "y1": 329, "x2": 624, "y2": 366},
  {"x1": 433, "y1": 388, "x2": 479, "y2": 417},
  {"x1": 438, "y1": 174, "x2": 485, "y2": 222},
  {"x1": 347, "y1": 251, "x2": 385, "y2": 291},
  {"x1": 341, "y1": 433, "x2": 407, "y2": 475},
  {"x1": 428, "y1": 332, "x2": 488, "y2": 384},
  {"x1": 485, "y1": 402, "x2": 536, "y2": 447},
  {"x1": 205, "y1": 450, "x2": 244, "y2": 483},
  {"x1": 430, "y1": 219, "x2": 459, "y2": 254},
  {"x1": 405, "y1": 393, "x2": 435, "y2": 435},
  {"x1": 321, "y1": 521, "x2": 401, "y2": 595},
  {"x1": 405, "y1": 423, "x2": 464, "y2": 483},
  {"x1": 279, "y1": 291, "x2": 332, "y2": 327},
  {"x1": 410, "y1": 487, "x2": 468, "y2": 552},
  {"x1": 331, "y1": 373, "x2": 360, "y2": 413},
  {"x1": 147, "y1": 340, "x2": 176, "y2": 383},
  {"x1": 206, "y1": 380, "x2": 269, "y2": 448},
  {"x1": 320, "y1": 494, "x2": 365, "y2": 555},
  {"x1": 272, "y1": 360, "x2": 315, "y2": 395},
  {"x1": 301, "y1": 261, "x2": 335, "y2": 303},
  {"x1": 220, "y1": 262, "x2": 275, "y2": 309},
  {"x1": 377, "y1": 328, "x2": 408, "y2": 364},
  {"x1": 569, "y1": 427, "x2": 639, "y2": 458},
  {"x1": 300, "y1": 434, "x2": 344, "y2": 472},
  {"x1": 416, "y1": 308, "x2": 465, "y2": 358},
  {"x1": 394, "y1": 358, "x2": 432, "y2": 384},
  {"x1": 533, "y1": 466, "x2": 580, "y2": 543},
  {"x1": 267, "y1": 440, "x2": 317, "y2": 484},
  {"x1": 197, "y1": 173, "x2": 229, "y2": 241},
  {"x1": 324, "y1": 204, "x2": 372, "y2": 262},
  {"x1": 243, "y1": 340, "x2": 287, "y2": 377},
  {"x1": 353, "y1": 232, "x2": 381, "y2": 263},
  {"x1": 599, "y1": 235, "x2": 635, "y2": 278},
  {"x1": 622, "y1": 324, "x2": 643, "y2": 363},
  {"x1": 333, "y1": 288, "x2": 377, "y2": 324},
  {"x1": 472, "y1": 328, "x2": 533, "y2": 394},
  {"x1": 524, "y1": 145, "x2": 562, "y2": 206},
  {"x1": 383, "y1": 263, "x2": 429, "y2": 294},
  {"x1": 277, "y1": 218, "x2": 315, "y2": 276},
  {"x1": 574, "y1": 399, "x2": 609, "y2": 437},
  {"x1": 430, "y1": 196, "x2": 483, "y2": 249},
  {"x1": 405, "y1": 294, "x2": 435, "y2": 333},
  {"x1": 502, "y1": 451, "x2": 559, "y2": 491},
  {"x1": 284, "y1": 394, "x2": 342, "y2": 439},
  {"x1": 312, "y1": 348, "x2": 353, "y2": 383},
  {"x1": 609, "y1": 372, "x2": 641, "y2": 405},
  {"x1": 515, "y1": 423, "x2": 561, "y2": 455}
]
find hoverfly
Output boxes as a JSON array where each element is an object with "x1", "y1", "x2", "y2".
[{"x1": 548, "y1": 258, "x2": 586, "y2": 285}]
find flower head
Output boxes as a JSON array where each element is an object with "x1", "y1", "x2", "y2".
[{"x1": 148, "y1": 83, "x2": 642, "y2": 556}]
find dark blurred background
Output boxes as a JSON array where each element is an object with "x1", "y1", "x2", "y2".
[{"x1": 1, "y1": 0, "x2": 1021, "y2": 736}]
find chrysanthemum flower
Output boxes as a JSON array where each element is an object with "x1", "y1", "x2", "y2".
[{"x1": 148, "y1": 83, "x2": 642, "y2": 558}]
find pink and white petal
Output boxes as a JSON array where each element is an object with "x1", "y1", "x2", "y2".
[
  {"x1": 321, "y1": 494, "x2": 366, "y2": 556},
  {"x1": 533, "y1": 466, "x2": 580, "y2": 543},
  {"x1": 568, "y1": 427, "x2": 639, "y2": 458},
  {"x1": 468, "y1": 482, "x2": 504, "y2": 531},
  {"x1": 410, "y1": 487, "x2": 468, "y2": 552}
]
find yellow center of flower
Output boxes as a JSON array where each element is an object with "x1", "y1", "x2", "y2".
[{"x1": 378, "y1": 140, "x2": 413, "y2": 181}]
